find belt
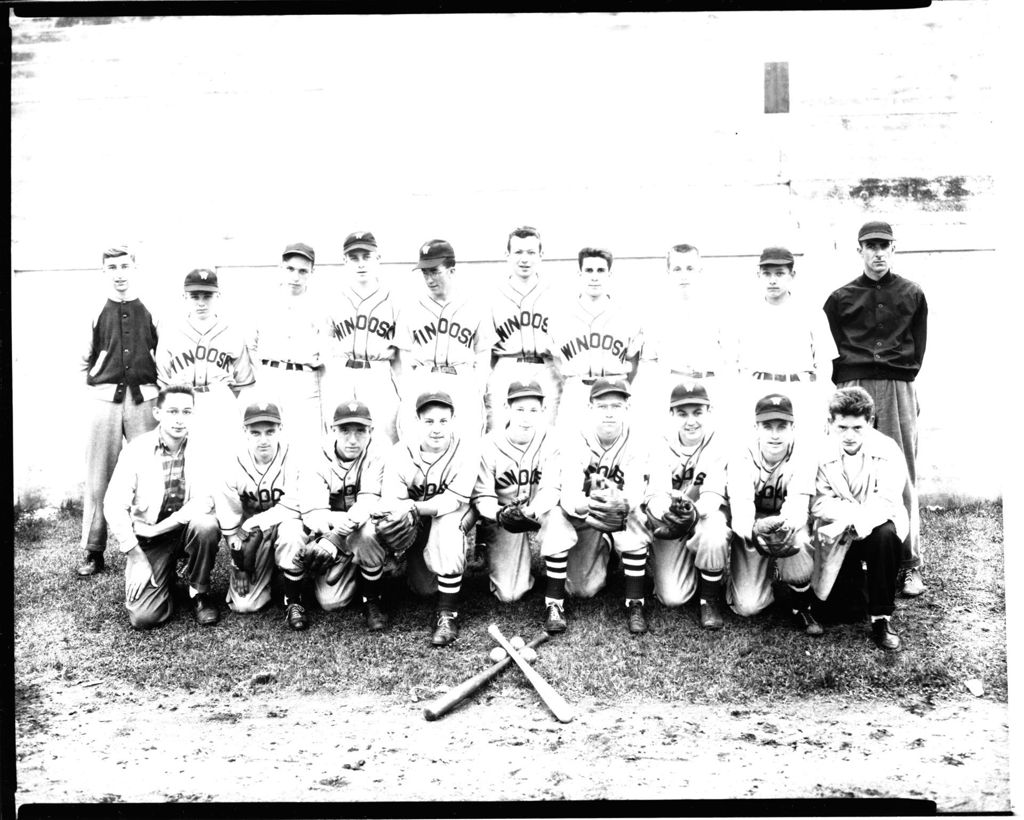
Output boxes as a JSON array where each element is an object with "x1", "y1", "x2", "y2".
[
  {"x1": 579, "y1": 374, "x2": 628, "y2": 386},
  {"x1": 262, "y1": 359, "x2": 316, "y2": 372},
  {"x1": 753, "y1": 371, "x2": 815, "y2": 383},
  {"x1": 430, "y1": 365, "x2": 459, "y2": 375},
  {"x1": 671, "y1": 370, "x2": 715, "y2": 379},
  {"x1": 515, "y1": 355, "x2": 545, "y2": 364},
  {"x1": 344, "y1": 359, "x2": 371, "y2": 370},
  {"x1": 191, "y1": 385, "x2": 210, "y2": 393}
]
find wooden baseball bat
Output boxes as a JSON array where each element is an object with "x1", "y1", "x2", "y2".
[
  {"x1": 487, "y1": 624, "x2": 574, "y2": 724},
  {"x1": 422, "y1": 631, "x2": 549, "y2": 721}
]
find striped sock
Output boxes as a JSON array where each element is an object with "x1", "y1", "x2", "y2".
[
  {"x1": 437, "y1": 573, "x2": 462, "y2": 613},
  {"x1": 359, "y1": 566, "x2": 383, "y2": 603},
  {"x1": 621, "y1": 550, "x2": 648, "y2": 603},
  {"x1": 698, "y1": 571, "x2": 723, "y2": 605},
  {"x1": 787, "y1": 581, "x2": 811, "y2": 613},
  {"x1": 544, "y1": 554, "x2": 568, "y2": 600}
]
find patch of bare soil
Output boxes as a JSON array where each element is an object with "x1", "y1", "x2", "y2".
[{"x1": 15, "y1": 677, "x2": 1009, "y2": 810}]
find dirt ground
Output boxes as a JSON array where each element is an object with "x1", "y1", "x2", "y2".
[{"x1": 14, "y1": 675, "x2": 1010, "y2": 810}]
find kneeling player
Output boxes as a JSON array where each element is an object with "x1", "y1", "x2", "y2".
[
  {"x1": 539, "y1": 378, "x2": 650, "y2": 635},
  {"x1": 379, "y1": 391, "x2": 478, "y2": 647},
  {"x1": 212, "y1": 401, "x2": 308, "y2": 629},
  {"x1": 299, "y1": 400, "x2": 389, "y2": 631},
  {"x1": 725, "y1": 393, "x2": 821, "y2": 635},
  {"x1": 642, "y1": 381, "x2": 731, "y2": 630},
  {"x1": 471, "y1": 381, "x2": 559, "y2": 602}
]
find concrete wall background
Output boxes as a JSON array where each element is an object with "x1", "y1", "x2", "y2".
[{"x1": 10, "y1": 6, "x2": 1006, "y2": 504}]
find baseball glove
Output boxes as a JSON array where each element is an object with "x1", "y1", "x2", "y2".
[
  {"x1": 372, "y1": 506, "x2": 421, "y2": 557},
  {"x1": 584, "y1": 483, "x2": 629, "y2": 533},
  {"x1": 753, "y1": 516, "x2": 799, "y2": 558},
  {"x1": 231, "y1": 525, "x2": 262, "y2": 576},
  {"x1": 496, "y1": 501, "x2": 541, "y2": 533},
  {"x1": 296, "y1": 536, "x2": 339, "y2": 575},
  {"x1": 645, "y1": 492, "x2": 698, "y2": 541}
]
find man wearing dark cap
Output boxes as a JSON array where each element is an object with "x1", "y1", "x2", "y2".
[
  {"x1": 154, "y1": 267, "x2": 255, "y2": 460},
  {"x1": 539, "y1": 378, "x2": 652, "y2": 634},
  {"x1": 823, "y1": 222, "x2": 928, "y2": 597},
  {"x1": 77, "y1": 244, "x2": 160, "y2": 577},
  {"x1": 249, "y1": 242, "x2": 328, "y2": 454},
  {"x1": 393, "y1": 239, "x2": 495, "y2": 443},
  {"x1": 322, "y1": 232, "x2": 402, "y2": 444}
]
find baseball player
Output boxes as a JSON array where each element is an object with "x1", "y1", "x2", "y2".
[
  {"x1": 78, "y1": 244, "x2": 160, "y2": 578},
  {"x1": 155, "y1": 268, "x2": 255, "y2": 460},
  {"x1": 103, "y1": 385, "x2": 221, "y2": 629},
  {"x1": 641, "y1": 381, "x2": 732, "y2": 630},
  {"x1": 811, "y1": 386, "x2": 909, "y2": 651},
  {"x1": 321, "y1": 231, "x2": 402, "y2": 444},
  {"x1": 823, "y1": 221, "x2": 928, "y2": 598},
  {"x1": 725, "y1": 393, "x2": 822, "y2": 635},
  {"x1": 484, "y1": 226, "x2": 562, "y2": 432},
  {"x1": 393, "y1": 239, "x2": 495, "y2": 442},
  {"x1": 299, "y1": 399, "x2": 390, "y2": 631},
  {"x1": 211, "y1": 400, "x2": 309, "y2": 630},
  {"x1": 734, "y1": 247, "x2": 837, "y2": 443},
  {"x1": 539, "y1": 378, "x2": 651, "y2": 635},
  {"x1": 248, "y1": 243, "x2": 327, "y2": 454},
  {"x1": 471, "y1": 380, "x2": 559, "y2": 602},
  {"x1": 380, "y1": 390, "x2": 479, "y2": 646},
  {"x1": 634, "y1": 243, "x2": 739, "y2": 437},
  {"x1": 548, "y1": 248, "x2": 641, "y2": 433}
]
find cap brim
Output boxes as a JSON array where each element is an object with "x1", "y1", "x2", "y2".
[
  {"x1": 332, "y1": 415, "x2": 372, "y2": 426},
  {"x1": 670, "y1": 397, "x2": 710, "y2": 408},
  {"x1": 184, "y1": 285, "x2": 219, "y2": 293},
  {"x1": 344, "y1": 243, "x2": 377, "y2": 254},
  {"x1": 755, "y1": 411, "x2": 794, "y2": 422},
  {"x1": 244, "y1": 414, "x2": 281, "y2": 426},
  {"x1": 759, "y1": 258, "x2": 794, "y2": 266},
  {"x1": 858, "y1": 232, "x2": 894, "y2": 241},
  {"x1": 508, "y1": 391, "x2": 545, "y2": 402},
  {"x1": 414, "y1": 257, "x2": 449, "y2": 271},
  {"x1": 283, "y1": 252, "x2": 315, "y2": 264},
  {"x1": 592, "y1": 389, "x2": 631, "y2": 400}
]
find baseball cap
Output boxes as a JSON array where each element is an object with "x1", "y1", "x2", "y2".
[
  {"x1": 857, "y1": 221, "x2": 895, "y2": 242},
  {"x1": 332, "y1": 399, "x2": 372, "y2": 427},
  {"x1": 414, "y1": 239, "x2": 455, "y2": 271},
  {"x1": 759, "y1": 247, "x2": 795, "y2": 267},
  {"x1": 243, "y1": 401, "x2": 282, "y2": 426},
  {"x1": 507, "y1": 380, "x2": 545, "y2": 402},
  {"x1": 183, "y1": 268, "x2": 219, "y2": 293},
  {"x1": 669, "y1": 380, "x2": 711, "y2": 408},
  {"x1": 283, "y1": 242, "x2": 316, "y2": 265},
  {"x1": 754, "y1": 393, "x2": 794, "y2": 422},
  {"x1": 415, "y1": 390, "x2": 455, "y2": 412},
  {"x1": 343, "y1": 231, "x2": 378, "y2": 254},
  {"x1": 589, "y1": 378, "x2": 631, "y2": 401}
]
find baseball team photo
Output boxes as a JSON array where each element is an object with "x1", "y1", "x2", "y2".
[{"x1": 8, "y1": 6, "x2": 1011, "y2": 815}]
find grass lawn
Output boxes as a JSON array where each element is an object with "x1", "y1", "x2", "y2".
[{"x1": 13, "y1": 503, "x2": 1006, "y2": 705}]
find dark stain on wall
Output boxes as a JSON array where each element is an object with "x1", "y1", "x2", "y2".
[{"x1": 845, "y1": 176, "x2": 972, "y2": 211}]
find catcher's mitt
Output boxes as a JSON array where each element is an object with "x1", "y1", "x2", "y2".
[
  {"x1": 231, "y1": 525, "x2": 262, "y2": 575},
  {"x1": 372, "y1": 506, "x2": 421, "y2": 557},
  {"x1": 296, "y1": 536, "x2": 339, "y2": 575},
  {"x1": 584, "y1": 482, "x2": 629, "y2": 533},
  {"x1": 645, "y1": 492, "x2": 698, "y2": 541},
  {"x1": 496, "y1": 501, "x2": 541, "y2": 533},
  {"x1": 753, "y1": 516, "x2": 799, "y2": 558}
]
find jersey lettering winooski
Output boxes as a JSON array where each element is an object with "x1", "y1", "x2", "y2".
[
  {"x1": 398, "y1": 294, "x2": 492, "y2": 368},
  {"x1": 553, "y1": 296, "x2": 639, "y2": 378},
  {"x1": 213, "y1": 443, "x2": 305, "y2": 533},
  {"x1": 156, "y1": 318, "x2": 255, "y2": 390},
  {"x1": 491, "y1": 279, "x2": 555, "y2": 358},
  {"x1": 307, "y1": 442, "x2": 385, "y2": 513},
  {"x1": 385, "y1": 437, "x2": 476, "y2": 503},
  {"x1": 474, "y1": 429, "x2": 555, "y2": 507},
  {"x1": 327, "y1": 287, "x2": 398, "y2": 362}
]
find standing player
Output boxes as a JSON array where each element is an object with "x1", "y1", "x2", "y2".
[
  {"x1": 734, "y1": 247, "x2": 837, "y2": 440},
  {"x1": 393, "y1": 239, "x2": 495, "y2": 442},
  {"x1": 380, "y1": 390, "x2": 479, "y2": 646},
  {"x1": 539, "y1": 378, "x2": 651, "y2": 635},
  {"x1": 249, "y1": 243, "x2": 326, "y2": 453},
  {"x1": 725, "y1": 393, "x2": 821, "y2": 635},
  {"x1": 103, "y1": 385, "x2": 221, "y2": 629},
  {"x1": 322, "y1": 232, "x2": 402, "y2": 443},
  {"x1": 642, "y1": 381, "x2": 732, "y2": 630},
  {"x1": 485, "y1": 226, "x2": 561, "y2": 432},
  {"x1": 77, "y1": 244, "x2": 160, "y2": 577},
  {"x1": 299, "y1": 399, "x2": 390, "y2": 631},
  {"x1": 823, "y1": 221, "x2": 928, "y2": 598},
  {"x1": 811, "y1": 386, "x2": 909, "y2": 650},
  {"x1": 155, "y1": 268, "x2": 255, "y2": 459},
  {"x1": 472, "y1": 381, "x2": 559, "y2": 602},
  {"x1": 211, "y1": 401, "x2": 309, "y2": 630},
  {"x1": 549, "y1": 248, "x2": 641, "y2": 433}
]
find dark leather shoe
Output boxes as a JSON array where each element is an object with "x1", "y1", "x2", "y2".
[
  {"x1": 192, "y1": 593, "x2": 220, "y2": 626},
  {"x1": 626, "y1": 601, "x2": 648, "y2": 635},
  {"x1": 364, "y1": 597, "x2": 389, "y2": 631},
  {"x1": 76, "y1": 552, "x2": 105, "y2": 577},
  {"x1": 286, "y1": 602, "x2": 309, "y2": 631},
  {"x1": 700, "y1": 598, "x2": 724, "y2": 630},
  {"x1": 871, "y1": 618, "x2": 901, "y2": 650},
  {"x1": 431, "y1": 610, "x2": 459, "y2": 647},
  {"x1": 795, "y1": 608, "x2": 824, "y2": 637},
  {"x1": 544, "y1": 602, "x2": 567, "y2": 634}
]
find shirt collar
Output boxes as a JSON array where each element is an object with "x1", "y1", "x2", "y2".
[
  {"x1": 155, "y1": 433, "x2": 187, "y2": 456},
  {"x1": 857, "y1": 270, "x2": 895, "y2": 287}
]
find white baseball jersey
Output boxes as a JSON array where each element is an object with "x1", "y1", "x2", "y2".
[
  {"x1": 559, "y1": 424, "x2": 648, "y2": 513},
  {"x1": 325, "y1": 285, "x2": 400, "y2": 363},
  {"x1": 212, "y1": 442, "x2": 306, "y2": 536},
  {"x1": 734, "y1": 298, "x2": 838, "y2": 377},
  {"x1": 550, "y1": 295, "x2": 640, "y2": 379},
  {"x1": 646, "y1": 429, "x2": 728, "y2": 518},
  {"x1": 251, "y1": 290, "x2": 324, "y2": 367},
  {"x1": 382, "y1": 436, "x2": 477, "y2": 505},
  {"x1": 726, "y1": 442, "x2": 815, "y2": 538},
  {"x1": 642, "y1": 295, "x2": 735, "y2": 375},
  {"x1": 394, "y1": 293, "x2": 496, "y2": 371},
  {"x1": 489, "y1": 277, "x2": 556, "y2": 359},
  {"x1": 156, "y1": 317, "x2": 255, "y2": 391},
  {"x1": 306, "y1": 439, "x2": 387, "y2": 515},
  {"x1": 472, "y1": 428, "x2": 559, "y2": 516}
]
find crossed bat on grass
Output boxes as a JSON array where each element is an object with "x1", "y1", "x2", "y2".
[{"x1": 422, "y1": 624, "x2": 574, "y2": 723}]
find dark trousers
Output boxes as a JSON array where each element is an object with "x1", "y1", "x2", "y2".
[{"x1": 844, "y1": 521, "x2": 901, "y2": 618}]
